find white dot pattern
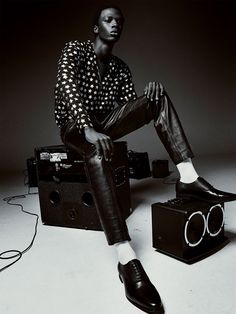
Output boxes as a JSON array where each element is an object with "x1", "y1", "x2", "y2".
[{"x1": 54, "y1": 40, "x2": 137, "y2": 131}]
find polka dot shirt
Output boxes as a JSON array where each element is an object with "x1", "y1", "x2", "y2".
[{"x1": 54, "y1": 40, "x2": 137, "y2": 131}]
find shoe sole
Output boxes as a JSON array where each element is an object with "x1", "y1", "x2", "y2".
[
  {"x1": 119, "y1": 275, "x2": 164, "y2": 314},
  {"x1": 176, "y1": 193, "x2": 235, "y2": 203},
  {"x1": 127, "y1": 296, "x2": 164, "y2": 314}
]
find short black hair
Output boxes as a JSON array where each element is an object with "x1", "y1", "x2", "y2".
[{"x1": 92, "y1": 4, "x2": 124, "y2": 28}]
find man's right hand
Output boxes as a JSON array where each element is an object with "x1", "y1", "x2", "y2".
[{"x1": 84, "y1": 127, "x2": 114, "y2": 161}]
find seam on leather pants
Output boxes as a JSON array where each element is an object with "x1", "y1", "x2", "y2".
[
  {"x1": 154, "y1": 96, "x2": 184, "y2": 163},
  {"x1": 83, "y1": 153, "x2": 131, "y2": 245}
]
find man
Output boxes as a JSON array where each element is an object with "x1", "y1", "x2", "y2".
[{"x1": 54, "y1": 6, "x2": 236, "y2": 314}]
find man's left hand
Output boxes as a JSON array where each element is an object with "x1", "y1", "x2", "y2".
[{"x1": 144, "y1": 82, "x2": 164, "y2": 103}]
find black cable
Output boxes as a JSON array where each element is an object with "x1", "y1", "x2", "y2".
[
  {"x1": 0, "y1": 250, "x2": 23, "y2": 272},
  {"x1": 0, "y1": 188, "x2": 39, "y2": 273}
]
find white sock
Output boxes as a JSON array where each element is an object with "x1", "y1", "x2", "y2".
[
  {"x1": 176, "y1": 158, "x2": 199, "y2": 183},
  {"x1": 114, "y1": 241, "x2": 137, "y2": 265}
]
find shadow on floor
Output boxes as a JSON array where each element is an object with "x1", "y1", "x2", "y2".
[{"x1": 225, "y1": 230, "x2": 236, "y2": 242}]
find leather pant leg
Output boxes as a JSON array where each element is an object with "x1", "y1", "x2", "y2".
[
  {"x1": 98, "y1": 92, "x2": 194, "y2": 165},
  {"x1": 154, "y1": 93, "x2": 194, "y2": 164},
  {"x1": 60, "y1": 120, "x2": 131, "y2": 245}
]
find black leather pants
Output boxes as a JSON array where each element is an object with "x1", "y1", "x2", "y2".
[{"x1": 60, "y1": 93, "x2": 194, "y2": 245}]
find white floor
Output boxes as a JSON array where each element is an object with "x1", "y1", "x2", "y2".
[{"x1": 0, "y1": 155, "x2": 236, "y2": 314}]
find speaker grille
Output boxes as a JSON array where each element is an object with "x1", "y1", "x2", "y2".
[
  {"x1": 184, "y1": 211, "x2": 206, "y2": 247},
  {"x1": 206, "y1": 204, "x2": 224, "y2": 237}
]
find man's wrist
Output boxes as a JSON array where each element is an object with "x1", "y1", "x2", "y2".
[
  {"x1": 84, "y1": 126, "x2": 95, "y2": 135},
  {"x1": 84, "y1": 126, "x2": 94, "y2": 131}
]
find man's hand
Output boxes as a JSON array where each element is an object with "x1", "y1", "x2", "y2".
[
  {"x1": 84, "y1": 127, "x2": 114, "y2": 161},
  {"x1": 144, "y1": 82, "x2": 164, "y2": 103}
]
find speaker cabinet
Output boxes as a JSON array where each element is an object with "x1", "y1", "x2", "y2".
[
  {"x1": 152, "y1": 199, "x2": 229, "y2": 264},
  {"x1": 35, "y1": 142, "x2": 131, "y2": 231},
  {"x1": 127, "y1": 150, "x2": 151, "y2": 179}
]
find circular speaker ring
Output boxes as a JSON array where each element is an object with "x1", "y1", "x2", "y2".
[
  {"x1": 82, "y1": 191, "x2": 94, "y2": 207},
  {"x1": 206, "y1": 204, "x2": 224, "y2": 237},
  {"x1": 49, "y1": 190, "x2": 60, "y2": 205},
  {"x1": 184, "y1": 211, "x2": 206, "y2": 247}
]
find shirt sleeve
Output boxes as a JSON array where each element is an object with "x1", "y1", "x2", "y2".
[
  {"x1": 55, "y1": 41, "x2": 93, "y2": 130},
  {"x1": 116, "y1": 64, "x2": 137, "y2": 106}
]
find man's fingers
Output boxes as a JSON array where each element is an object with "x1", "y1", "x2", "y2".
[
  {"x1": 150, "y1": 82, "x2": 156, "y2": 101},
  {"x1": 147, "y1": 82, "x2": 152, "y2": 99},
  {"x1": 104, "y1": 137, "x2": 114, "y2": 161},
  {"x1": 107, "y1": 138, "x2": 114, "y2": 157},
  {"x1": 159, "y1": 82, "x2": 164, "y2": 97},
  {"x1": 144, "y1": 85, "x2": 148, "y2": 95},
  {"x1": 98, "y1": 139, "x2": 107, "y2": 161},
  {"x1": 155, "y1": 82, "x2": 164, "y2": 104},
  {"x1": 145, "y1": 82, "x2": 164, "y2": 102},
  {"x1": 85, "y1": 128, "x2": 114, "y2": 161},
  {"x1": 154, "y1": 82, "x2": 161, "y2": 103},
  {"x1": 95, "y1": 141, "x2": 103, "y2": 159},
  {"x1": 102, "y1": 138, "x2": 112, "y2": 161},
  {"x1": 97, "y1": 137, "x2": 113, "y2": 161}
]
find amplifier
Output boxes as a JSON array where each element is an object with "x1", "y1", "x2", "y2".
[
  {"x1": 152, "y1": 198, "x2": 229, "y2": 264},
  {"x1": 152, "y1": 160, "x2": 169, "y2": 178},
  {"x1": 35, "y1": 145, "x2": 86, "y2": 182},
  {"x1": 35, "y1": 142, "x2": 132, "y2": 230},
  {"x1": 128, "y1": 150, "x2": 151, "y2": 179}
]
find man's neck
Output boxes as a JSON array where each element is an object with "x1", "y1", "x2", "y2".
[{"x1": 93, "y1": 38, "x2": 114, "y2": 62}]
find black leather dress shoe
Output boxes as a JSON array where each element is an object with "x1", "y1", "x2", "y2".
[
  {"x1": 118, "y1": 259, "x2": 164, "y2": 313},
  {"x1": 176, "y1": 177, "x2": 236, "y2": 203}
]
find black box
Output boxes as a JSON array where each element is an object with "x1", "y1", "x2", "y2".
[
  {"x1": 152, "y1": 198, "x2": 229, "y2": 264},
  {"x1": 128, "y1": 150, "x2": 151, "y2": 179},
  {"x1": 35, "y1": 142, "x2": 132, "y2": 231},
  {"x1": 26, "y1": 157, "x2": 38, "y2": 187},
  {"x1": 152, "y1": 160, "x2": 169, "y2": 178}
]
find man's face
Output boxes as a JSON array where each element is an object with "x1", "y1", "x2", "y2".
[{"x1": 94, "y1": 8, "x2": 124, "y2": 42}]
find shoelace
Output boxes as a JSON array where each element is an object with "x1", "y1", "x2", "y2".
[{"x1": 130, "y1": 261, "x2": 147, "y2": 282}]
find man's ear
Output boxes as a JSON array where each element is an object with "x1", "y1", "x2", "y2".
[{"x1": 93, "y1": 25, "x2": 99, "y2": 34}]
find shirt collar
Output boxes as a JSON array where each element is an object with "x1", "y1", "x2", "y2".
[{"x1": 85, "y1": 39, "x2": 117, "y2": 75}]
